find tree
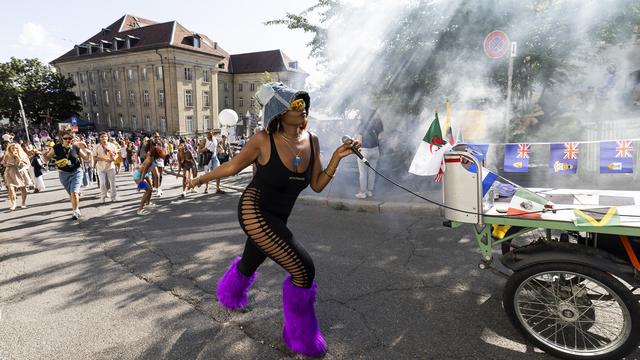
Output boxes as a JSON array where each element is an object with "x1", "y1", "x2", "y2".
[{"x1": 0, "y1": 57, "x2": 81, "y2": 125}]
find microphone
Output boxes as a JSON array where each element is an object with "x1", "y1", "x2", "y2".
[{"x1": 342, "y1": 135, "x2": 369, "y2": 165}]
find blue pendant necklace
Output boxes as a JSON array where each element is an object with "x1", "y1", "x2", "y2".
[{"x1": 280, "y1": 133, "x2": 303, "y2": 172}]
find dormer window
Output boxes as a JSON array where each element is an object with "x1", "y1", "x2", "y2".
[
  {"x1": 193, "y1": 37, "x2": 200, "y2": 48},
  {"x1": 100, "y1": 40, "x2": 112, "y2": 53},
  {"x1": 218, "y1": 62, "x2": 225, "y2": 69},
  {"x1": 288, "y1": 61, "x2": 298, "y2": 69},
  {"x1": 113, "y1": 37, "x2": 125, "y2": 51},
  {"x1": 126, "y1": 35, "x2": 140, "y2": 49}
]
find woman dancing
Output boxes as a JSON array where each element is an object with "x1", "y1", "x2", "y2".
[
  {"x1": 2, "y1": 143, "x2": 31, "y2": 210},
  {"x1": 187, "y1": 83, "x2": 358, "y2": 356}
]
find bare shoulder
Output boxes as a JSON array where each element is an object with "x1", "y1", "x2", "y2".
[
  {"x1": 250, "y1": 130, "x2": 269, "y2": 146},
  {"x1": 308, "y1": 130, "x2": 320, "y2": 147}
]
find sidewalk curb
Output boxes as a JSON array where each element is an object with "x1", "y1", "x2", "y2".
[{"x1": 298, "y1": 195, "x2": 441, "y2": 215}]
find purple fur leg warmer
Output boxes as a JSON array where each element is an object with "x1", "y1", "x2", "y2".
[
  {"x1": 216, "y1": 256, "x2": 257, "y2": 310},
  {"x1": 282, "y1": 275, "x2": 327, "y2": 357}
]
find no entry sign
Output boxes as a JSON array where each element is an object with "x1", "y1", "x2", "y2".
[{"x1": 484, "y1": 31, "x2": 510, "y2": 59}]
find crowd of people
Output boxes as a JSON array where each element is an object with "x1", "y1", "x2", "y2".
[{"x1": 0, "y1": 124, "x2": 243, "y2": 217}]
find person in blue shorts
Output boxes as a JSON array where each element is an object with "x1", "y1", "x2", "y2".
[{"x1": 134, "y1": 145, "x2": 166, "y2": 215}]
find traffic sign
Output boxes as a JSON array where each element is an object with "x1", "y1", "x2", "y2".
[{"x1": 484, "y1": 31, "x2": 510, "y2": 59}]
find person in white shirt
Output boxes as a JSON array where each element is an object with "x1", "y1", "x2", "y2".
[
  {"x1": 205, "y1": 129, "x2": 224, "y2": 194},
  {"x1": 92, "y1": 131, "x2": 118, "y2": 202}
]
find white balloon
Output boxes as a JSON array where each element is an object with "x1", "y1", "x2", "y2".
[{"x1": 219, "y1": 109, "x2": 239, "y2": 126}]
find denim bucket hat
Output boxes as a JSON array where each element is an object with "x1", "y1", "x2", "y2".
[{"x1": 255, "y1": 82, "x2": 310, "y2": 129}]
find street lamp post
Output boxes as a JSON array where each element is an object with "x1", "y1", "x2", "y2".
[{"x1": 17, "y1": 96, "x2": 31, "y2": 144}]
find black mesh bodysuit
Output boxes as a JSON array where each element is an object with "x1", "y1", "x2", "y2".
[{"x1": 236, "y1": 132, "x2": 316, "y2": 288}]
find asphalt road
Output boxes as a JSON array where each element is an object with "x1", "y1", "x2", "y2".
[{"x1": 0, "y1": 169, "x2": 636, "y2": 359}]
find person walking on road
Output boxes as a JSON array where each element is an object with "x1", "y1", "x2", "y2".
[
  {"x1": 354, "y1": 107, "x2": 384, "y2": 199},
  {"x1": 43, "y1": 130, "x2": 90, "y2": 220},
  {"x1": 187, "y1": 82, "x2": 360, "y2": 357},
  {"x1": 151, "y1": 132, "x2": 166, "y2": 197},
  {"x1": 176, "y1": 141, "x2": 197, "y2": 198},
  {"x1": 2, "y1": 143, "x2": 31, "y2": 210},
  {"x1": 205, "y1": 130, "x2": 224, "y2": 194},
  {"x1": 92, "y1": 132, "x2": 118, "y2": 203},
  {"x1": 134, "y1": 146, "x2": 166, "y2": 215}
]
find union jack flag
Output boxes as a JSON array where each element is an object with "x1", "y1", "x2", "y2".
[
  {"x1": 563, "y1": 143, "x2": 579, "y2": 160},
  {"x1": 615, "y1": 140, "x2": 633, "y2": 158},
  {"x1": 516, "y1": 143, "x2": 531, "y2": 159}
]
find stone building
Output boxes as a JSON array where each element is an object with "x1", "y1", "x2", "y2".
[{"x1": 51, "y1": 14, "x2": 308, "y2": 136}]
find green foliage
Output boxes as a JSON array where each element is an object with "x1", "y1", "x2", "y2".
[{"x1": 0, "y1": 57, "x2": 81, "y2": 125}]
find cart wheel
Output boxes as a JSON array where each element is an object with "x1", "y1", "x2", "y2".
[{"x1": 503, "y1": 263, "x2": 640, "y2": 360}]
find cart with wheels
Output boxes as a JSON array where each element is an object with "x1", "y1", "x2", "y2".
[{"x1": 442, "y1": 149, "x2": 640, "y2": 360}]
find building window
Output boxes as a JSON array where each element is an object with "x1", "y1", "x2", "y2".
[
  {"x1": 193, "y1": 37, "x2": 200, "y2": 48},
  {"x1": 127, "y1": 69, "x2": 133, "y2": 81},
  {"x1": 158, "y1": 89, "x2": 165, "y2": 106},
  {"x1": 113, "y1": 70, "x2": 119, "y2": 81},
  {"x1": 91, "y1": 91, "x2": 97, "y2": 105},
  {"x1": 250, "y1": 97, "x2": 255, "y2": 108},
  {"x1": 107, "y1": 113, "x2": 112, "y2": 127},
  {"x1": 101, "y1": 71, "x2": 107, "y2": 82},
  {"x1": 203, "y1": 70, "x2": 209, "y2": 83},
  {"x1": 143, "y1": 90, "x2": 150, "y2": 107},
  {"x1": 116, "y1": 90, "x2": 122, "y2": 105},
  {"x1": 103, "y1": 90, "x2": 109, "y2": 105},
  {"x1": 239, "y1": 97, "x2": 244, "y2": 107},
  {"x1": 203, "y1": 91, "x2": 210, "y2": 107},
  {"x1": 160, "y1": 116, "x2": 166, "y2": 133},
  {"x1": 250, "y1": 83, "x2": 255, "y2": 91},
  {"x1": 89, "y1": 71, "x2": 95, "y2": 83},
  {"x1": 156, "y1": 66, "x2": 163, "y2": 80},
  {"x1": 131, "y1": 115, "x2": 138, "y2": 130},
  {"x1": 119, "y1": 114, "x2": 124, "y2": 128},
  {"x1": 145, "y1": 115, "x2": 151, "y2": 132},
  {"x1": 204, "y1": 115, "x2": 210, "y2": 130},
  {"x1": 86, "y1": 112, "x2": 91, "y2": 121},
  {"x1": 95, "y1": 112, "x2": 100, "y2": 124},
  {"x1": 186, "y1": 116, "x2": 193, "y2": 133},
  {"x1": 185, "y1": 90, "x2": 193, "y2": 107},
  {"x1": 81, "y1": 91, "x2": 87, "y2": 105},
  {"x1": 184, "y1": 67, "x2": 192, "y2": 80},
  {"x1": 129, "y1": 91, "x2": 136, "y2": 105},
  {"x1": 224, "y1": 96, "x2": 229, "y2": 107},
  {"x1": 239, "y1": 83, "x2": 243, "y2": 92},
  {"x1": 141, "y1": 68, "x2": 147, "y2": 81},
  {"x1": 80, "y1": 73, "x2": 86, "y2": 84},
  {"x1": 224, "y1": 82, "x2": 228, "y2": 91}
]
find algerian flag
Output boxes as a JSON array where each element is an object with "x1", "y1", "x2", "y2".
[
  {"x1": 574, "y1": 207, "x2": 620, "y2": 227},
  {"x1": 409, "y1": 112, "x2": 453, "y2": 176},
  {"x1": 506, "y1": 188, "x2": 550, "y2": 219}
]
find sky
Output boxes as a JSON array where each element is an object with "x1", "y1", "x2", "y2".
[{"x1": 0, "y1": 0, "x2": 321, "y2": 84}]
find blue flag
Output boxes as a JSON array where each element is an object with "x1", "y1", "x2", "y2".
[
  {"x1": 600, "y1": 140, "x2": 633, "y2": 174},
  {"x1": 549, "y1": 143, "x2": 579, "y2": 174},
  {"x1": 467, "y1": 144, "x2": 489, "y2": 161},
  {"x1": 465, "y1": 164, "x2": 497, "y2": 196},
  {"x1": 504, "y1": 144, "x2": 530, "y2": 172}
]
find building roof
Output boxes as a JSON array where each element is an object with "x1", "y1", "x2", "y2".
[
  {"x1": 52, "y1": 14, "x2": 227, "y2": 64},
  {"x1": 228, "y1": 50, "x2": 308, "y2": 75}
]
